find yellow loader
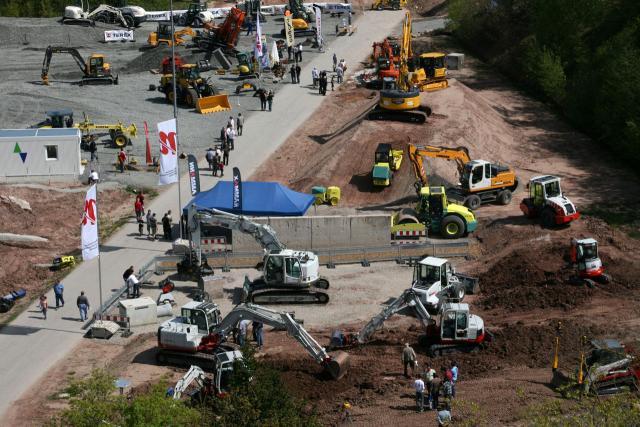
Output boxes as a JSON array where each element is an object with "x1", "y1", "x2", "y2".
[{"x1": 158, "y1": 63, "x2": 230, "y2": 114}]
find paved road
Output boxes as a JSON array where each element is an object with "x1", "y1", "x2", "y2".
[{"x1": 0, "y1": 9, "x2": 406, "y2": 420}]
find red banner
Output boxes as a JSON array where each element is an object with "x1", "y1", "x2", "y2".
[{"x1": 144, "y1": 121, "x2": 152, "y2": 165}]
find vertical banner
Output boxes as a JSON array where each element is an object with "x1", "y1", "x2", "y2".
[
  {"x1": 232, "y1": 167, "x2": 242, "y2": 211},
  {"x1": 157, "y1": 118, "x2": 178, "y2": 185},
  {"x1": 254, "y1": 12, "x2": 263, "y2": 58},
  {"x1": 81, "y1": 184, "x2": 99, "y2": 261},
  {"x1": 284, "y1": 15, "x2": 295, "y2": 47},
  {"x1": 143, "y1": 121, "x2": 152, "y2": 165},
  {"x1": 314, "y1": 6, "x2": 323, "y2": 46},
  {"x1": 187, "y1": 154, "x2": 200, "y2": 196}
]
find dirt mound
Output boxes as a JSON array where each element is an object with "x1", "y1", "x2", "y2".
[
  {"x1": 0, "y1": 18, "x2": 107, "y2": 47},
  {"x1": 122, "y1": 46, "x2": 204, "y2": 74}
]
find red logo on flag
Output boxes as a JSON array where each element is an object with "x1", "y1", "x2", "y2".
[
  {"x1": 159, "y1": 131, "x2": 177, "y2": 155},
  {"x1": 82, "y1": 199, "x2": 97, "y2": 225}
]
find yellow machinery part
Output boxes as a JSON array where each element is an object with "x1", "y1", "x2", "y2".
[
  {"x1": 292, "y1": 18, "x2": 308, "y2": 29},
  {"x1": 379, "y1": 91, "x2": 421, "y2": 111},
  {"x1": 423, "y1": 80, "x2": 448, "y2": 92},
  {"x1": 196, "y1": 94, "x2": 232, "y2": 114},
  {"x1": 148, "y1": 32, "x2": 159, "y2": 47}
]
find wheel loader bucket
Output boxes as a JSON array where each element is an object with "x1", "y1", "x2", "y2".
[
  {"x1": 325, "y1": 351, "x2": 350, "y2": 380},
  {"x1": 424, "y1": 79, "x2": 449, "y2": 92},
  {"x1": 196, "y1": 94, "x2": 231, "y2": 114}
]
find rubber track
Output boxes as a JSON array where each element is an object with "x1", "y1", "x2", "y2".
[{"x1": 250, "y1": 289, "x2": 330, "y2": 305}]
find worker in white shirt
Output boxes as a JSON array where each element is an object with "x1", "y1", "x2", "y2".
[
  {"x1": 414, "y1": 375, "x2": 426, "y2": 413},
  {"x1": 127, "y1": 274, "x2": 140, "y2": 298},
  {"x1": 89, "y1": 169, "x2": 99, "y2": 184}
]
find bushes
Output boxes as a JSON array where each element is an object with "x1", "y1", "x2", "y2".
[{"x1": 448, "y1": 0, "x2": 640, "y2": 167}]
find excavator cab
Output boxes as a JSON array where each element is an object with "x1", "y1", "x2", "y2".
[
  {"x1": 265, "y1": 253, "x2": 302, "y2": 285},
  {"x1": 411, "y1": 52, "x2": 448, "y2": 91},
  {"x1": 88, "y1": 54, "x2": 108, "y2": 76},
  {"x1": 439, "y1": 303, "x2": 476, "y2": 341},
  {"x1": 180, "y1": 301, "x2": 222, "y2": 333},
  {"x1": 37, "y1": 109, "x2": 74, "y2": 128},
  {"x1": 570, "y1": 238, "x2": 608, "y2": 282}
]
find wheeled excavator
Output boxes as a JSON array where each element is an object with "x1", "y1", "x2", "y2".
[
  {"x1": 157, "y1": 300, "x2": 350, "y2": 379},
  {"x1": 407, "y1": 144, "x2": 518, "y2": 209},
  {"x1": 331, "y1": 287, "x2": 487, "y2": 357},
  {"x1": 368, "y1": 12, "x2": 431, "y2": 123},
  {"x1": 189, "y1": 207, "x2": 330, "y2": 304},
  {"x1": 41, "y1": 46, "x2": 118, "y2": 86},
  {"x1": 520, "y1": 175, "x2": 580, "y2": 227}
]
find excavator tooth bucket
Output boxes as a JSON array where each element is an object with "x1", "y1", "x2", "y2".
[
  {"x1": 196, "y1": 95, "x2": 232, "y2": 114},
  {"x1": 424, "y1": 79, "x2": 449, "y2": 92},
  {"x1": 325, "y1": 351, "x2": 350, "y2": 380}
]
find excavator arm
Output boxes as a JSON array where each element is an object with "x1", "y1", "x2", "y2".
[
  {"x1": 356, "y1": 288, "x2": 432, "y2": 344},
  {"x1": 397, "y1": 12, "x2": 412, "y2": 91},
  {"x1": 408, "y1": 143, "x2": 471, "y2": 180},
  {"x1": 193, "y1": 207, "x2": 285, "y2": 253},
  {"x1": 213, "y1": 303, "x2": 349, "y2": 378},
  {"x1": 87, "y1": 4, "x2": 130, "y2": 27},
  {"x1": 172, "y1": 365, "x2": 206, "y2": 399},
  {"x1": 42, "y1": 46, "x2": 88, "y2": 85}
]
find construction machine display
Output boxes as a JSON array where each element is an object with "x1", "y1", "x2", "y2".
[
  {"x1": 568, "y1": 238, "x2": 610, "y2": 286},
  {"x1": 408, "y1": 144, "x2": 518, "y2": 209},
  {"x1": 33, "y1": 110, "x2": 75, "y2": 129},
  {"x1": 368, "y1": 12, "x2": 431, "y2": 123},
  {"x1": 391, "y1": 186, "x2": 477, "y2": 239},
  {"x1": 520, "y1": 175, "x2": 580, "y2": 227},
  {"x1": 176, "y1": 2, "x2": 214, "y2": 27},
  {"x1": 331, "y1": 287, "x2": 487, "y2": 356},
  {"x1": 371, "y1": 0, "x2": 406, "y2": 10},
  {"x1": 158, "y1": 57, "x2": 230, "y2": 114},
  {"x1": 171, "y1": 357, "x2": 241, "y2": 402},
  {"x1": 372, "y1": 40, "x2": 399, "y2": 81},
  {"x1": 189, "y1": 207, "x2": 330, "y2": 304},
  {"x1": 410, "y1": 52, "x2": 448, "y2": 92},
  {"x1": 63, "y1": 2, "x2": 145, "y2": 27},
  {"x1": 372, "y1": 143, "x2": 403, "y2": 187},
  {"x1": 157, "y1": 300, "x2": 350, "y2": 379},
  {"x1": 74, "y1": 112, "x2": 137, "y2": 148},
  {"x1": 312, "y1": 186, "x2": 341, "y2": 206},
  {"x1": 193, "y1": 7, "x2": 245, "y2": 52},
  {"x1": 148, "y1": 22, "x2": 195, "y2": 47},
  {"x1": 41, "y1": 46, "x2": 118, "y2": 86}
]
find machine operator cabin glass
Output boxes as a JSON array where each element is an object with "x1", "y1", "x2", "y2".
[
  {"x1": 582, "y1": 243, "x2": 597, "y2": 259},
  {"x1": 545, "y1": 180, "x2": 561, "y2": 198},
  {"x1": 471, "y1": 166, "x2": 483, "y2": 184},
  {"x1": 418, "y1": 264, "x2": 440, "y2": 283},
  {"x1": 285, "y1": 258, "x2": 301, "y2": 278}
]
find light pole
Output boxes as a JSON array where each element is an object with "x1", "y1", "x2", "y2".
[{"x1": 169, "y1": 0, "x2": 183, "y2": 239}]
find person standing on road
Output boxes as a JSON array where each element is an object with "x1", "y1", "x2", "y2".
[
  {"x1": 290, "y1": 65, "x2": 297, "y2": 83},
  {"x1": 77, "y1": 291, "x2": 90, "y2": 321},
  {"x1": 228, "y1": 116, "x2": 235, "y2": 132},
  {"x1": 253, "y1": 321, "x2": 264, "y2": 349},
  {"x1": 295, "y1": 65, "x2": 301, "y2": 84},
  {"x1": 312, "y1": 67, "x2": 319, "y2": 87},
  {"x1": 223, "y1": 142, "x2": 230, "y2": 166},
  {"x1": 149, "y1": 213, "x2": 158, "y2": 240},
  {"x1": 117, "y1": 148, "x2": 127, "y2": 173},
  {"x1": 162, "y1": 213, "x2": 171, "y2": 241},
  {"x1": 39, "y1": 295, "x2": 48, "y2": 320},
  {"x1": 451, "y1": 361, "x2": 459, "y2": 398},
  {"x1": 267, "y1": 90, "x2": 274, "y2": 111},
  {"x1": 402, "y1": 343, "x2": 417, "y2": 378},
  {"x1": 414, "y1": 375, "x2": 425, "y2": 412},
  {"x1": 53, "y1": 280, "x2": 64, "y2": 309},
  {"x1": 128, "y1": 273, "x2": 140, "y2": 298},
  {"x1": 245, "y1": 18, "x2": 253, "y2": 35},
  {"x1": 226, "y1": 125, "x2": 236, "y2": 150},
  {"x1": 220, "y1": 126, "x2": 227, "y2": 145},
  {"x1": 237, "y1": 113, "x2": 244, "y2": 136},
  {"x1": 430, "y1": 372, "x2": 442, "y2": 410},
  {"x1": 205, "y1": 147, "x2": 215, "y2": 171},
  {"x1": 166, "y1": 210, "x2": 173, "y2": 240},
  {"x1": 89, "y1": 138, "x2": 97, "y2": 162},
  {"x1": 123, "y1": 265, "x2": 134, "y2": 297},
  {"x1": 336, "y1": 65, "x2": 344, "y2": 84},
  {"x1": 255, "y1": 88, "x2": 267, "y2": 111},
  {"x1": 146, "y1": 210, "x2": 152, "y2": 236},
  {"x1": 333, "y1": 52, "x2": 338, "y2": 71},
  {"x1": 212, "y1": 152, "x2": 219, "y2": 176},
  {"x1": 134, "y1": 197, "x2": 144, "y2": 221},
  {"x1": 296, "y1": 42, "x2": 303, "y2": 61},
  {"x1": 137, "y1": 217, "x2": 144, "y2": 237}
]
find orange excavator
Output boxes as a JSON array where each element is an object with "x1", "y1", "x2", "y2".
[
  {"x1": 407, "y1": 143, "x2": 518, "y2": 209},
  {"x1": 194, "y1": 6, "x2": 245, "y2": 52},
  {"x1": 372, "y1": 39, "x2": 399, "y2": 80}
]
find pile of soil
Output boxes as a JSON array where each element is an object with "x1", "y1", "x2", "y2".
[{"x1": 122, "y1": 46, "x2": 203, "y2": 74}]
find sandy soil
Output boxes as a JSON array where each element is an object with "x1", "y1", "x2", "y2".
[{"x1": 0, "y1": 184, "x2": 135, "y2": 323}]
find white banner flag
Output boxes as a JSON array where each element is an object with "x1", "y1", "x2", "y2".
[
  {"x1": 314, "y1": 6, "x2": 323, "y2": 46},
  {"x1": 81, "y1": 184, "x2": 99, "y2": 261},
  {"x1": 158, "y1": 118, "x2": 178, "y2": 185},
  {"x1": 255, "y1": 12, "x2": 263, "y2": 58}
]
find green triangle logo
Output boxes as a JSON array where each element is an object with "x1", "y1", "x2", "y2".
[{"x1": 13, "y1": 143, "x2": 21, "y2": 153}]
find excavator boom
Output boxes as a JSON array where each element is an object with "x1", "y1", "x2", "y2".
[
  {"x1": 408, "y1": 143, "x2": 471, "y2": 180},
  {"x1": 42, "y1": 46, "x2": 87, "y2": 85}
]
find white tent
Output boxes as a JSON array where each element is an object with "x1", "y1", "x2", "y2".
[{"x1": 270, "y1": 41, "x2": 280, "y2": 65}]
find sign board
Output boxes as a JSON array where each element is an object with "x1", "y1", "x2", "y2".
[
  {"x1": 104, "y1": 30, "x2": 135, "y2": 42},
  {"x1": 284, "y1": 15, "x2": 295, "y2": 47}
]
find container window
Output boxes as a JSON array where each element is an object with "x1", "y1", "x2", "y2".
[{"x1": 45, "y1": 145, "x2": 58, "y2": 160}]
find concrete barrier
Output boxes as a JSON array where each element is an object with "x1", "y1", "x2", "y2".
[{"x1": 229, "y1": 214, "x2": 389, "y2": 252}]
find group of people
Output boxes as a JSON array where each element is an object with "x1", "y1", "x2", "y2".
[
  {"x1": 254, "y1": 88, "x2": 275, "y2": 111},
  {"x1": 289, "y1": 64, "x2": 302, "y2": 84},
  {"x1": 122, "y1": 265, "x2": 141, "y2": 299},
  {"x1": 134, "y1": 191, "x2": 173, "y2": 241},
  {"x1": 235, "y1": 319, "x2": 264, "y2": 349},
  {"x1": 38, "y1": 284, "x2": 91, "y2": 322},
  {"x1": 403, "y1": 343, "x2": 457, "y2": 424}
]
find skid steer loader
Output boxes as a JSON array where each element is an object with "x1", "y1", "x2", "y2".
[{"x1": 158, "y1": 59, "x2": 231, "y2": 114}]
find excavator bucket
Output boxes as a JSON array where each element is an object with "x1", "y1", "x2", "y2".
[
  {"x1": 196, "y1": 94, "x2": 232, "y2": 114},
  {"x1": 325, "y1": 351, "x2": 350, "y2": 380},
  {"x1": 423, "y1": 79, "x2": 449, "y2": 92}
]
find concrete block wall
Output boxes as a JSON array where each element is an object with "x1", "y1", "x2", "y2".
[{"x1": 230, "y1": 214, "x2": 390, "y2": 252}]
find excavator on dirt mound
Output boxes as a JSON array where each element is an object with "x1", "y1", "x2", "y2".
[
  {"x1": 567, "y1": 238, "x2": 611, "y2": 287},
  {"x1": 41, "y1": 46, "x2": 118, "y2": 86},
  {"x1": 157, "y1": 300, "x2": 350, "y2": 379},
  {"x1": 330, "y1": 286, "x2": 487, "y2": 356},
  {"x1": 368, "y1": 12, "x2": 432, "y2": 124},
  {"x1": 407, "y1": 143, "x2": 519, "y2": 209},
  {"x1": 157, "y1": 56, "x2": 230, "y2": 114},
  {"x1": 189, "y1": 207, "x2": 330, "y2": 304},
  {"x1": 520, "y1": 175, "x2": 580, "y2": 227}
]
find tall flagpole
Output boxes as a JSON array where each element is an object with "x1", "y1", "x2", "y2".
[
  {"x1": 170, "y1": 0, "x2": 183, "y2": 239},
  {"x1": 95, "y1": 181, "x2": 104, "y2": 309}
]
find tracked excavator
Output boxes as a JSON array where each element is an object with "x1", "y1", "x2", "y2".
[
  {"x1": 190, "y1": 207, "x2": 330, "y2": 304},
  {"x1": 407, "y1": 144, "x2": 519, "y2": 209},
  {"x1": 372, "y1": 40, "x2": 399, "y2": 81},
  {"x1": 171, "y1": 357, "x2": 241, "y2": 401},
  {"x1": 157, "y1": 300, "x2": 350, "y2": 379},
  {"x1": 193, "y1": 6, "x2": 245, "y2": 52},
  {"x1": 368, "y1": 12, "x2": 431, "y2": 123},
  {"x1": 41, "y1": 46, "x2": 118, "y2": 86},
  {"x1": 331, "y1": 287, "x2": 486, "y2": 356}
]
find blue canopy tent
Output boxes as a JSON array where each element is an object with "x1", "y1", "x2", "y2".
[{"x1": 184, "y1": 181, "x2": 315, "y2": 216}]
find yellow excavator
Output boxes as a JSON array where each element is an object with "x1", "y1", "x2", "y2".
[
  {"x1": 41, "y1": 46, "x2": 118, "y2": 86},
  {"x1": 407, "y1": 143, "x2": 518, "y2": 209},
  {"x1": 410, "y1": 52, "x2": 448, "y2": 91},
  {"x1": 368, "y1": 12, "x2": 431, "y2": 123},
  {"x1": 148, "y1": 22, "x2": 195, "y2": 47}
]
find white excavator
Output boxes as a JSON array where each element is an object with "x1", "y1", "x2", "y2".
[
  {"x1": 157, "y1": 300, "x2": 350, "y2": 379},
  {"x1": 330, "y1": 287, "x2": 487, "y2": 356},
  {"x1": 189, "y1": 207, "x2": 330, "y2": 304},
  {"x1": 63, "y1": 0, "x2": 146, "y2": 27},
  {"x1": 170, "y1": 354, "x2": 241, "y2": 402}
]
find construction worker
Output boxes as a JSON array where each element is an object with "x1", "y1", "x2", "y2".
[
  {"x1": 402, "y1": 343, "x2": 417, "y2": 378},
  {"x1": 430, "y1": 372, "x2": 442, "y2": 410},
  {"x1": 341, "y1": 401, "x2": 353, "y2": 423},
  {"x1": 414, "y1": 374, "x2": 425, "y2": 412},
  {"x1": 451, "y1": 361, "x2": 459, "y2": 397},
  {"x1": 437, "y1": 402, "x2": 452, "y2": 426}
]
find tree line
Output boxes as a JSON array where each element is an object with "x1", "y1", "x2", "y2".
[{"x1": 448, "y1": 0, "x2": 640, "y2": 167}]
